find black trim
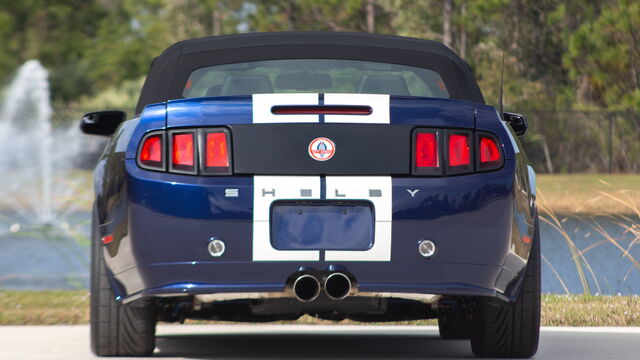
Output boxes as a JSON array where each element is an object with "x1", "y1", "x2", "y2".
[
  {"x1": 136, "y1": 131, "x2": 165, "y2": 171},
  {"x1": 230, "y1": 123, "x2": 411, "y2": 175}
]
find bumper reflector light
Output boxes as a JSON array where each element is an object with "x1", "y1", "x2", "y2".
[
  {"x1": 418, "y1": 239, "x2": 436, "y2": 258},
  {"x1": 208, "y1": 238, "x2": 226, "y2": 257}
]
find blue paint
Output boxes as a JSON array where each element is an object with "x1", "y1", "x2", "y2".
[
  {"x1": 390, "y1": 96, "x2": 475, "y2": 127},
  {"x1": 166, "y1": 96, "x2": 253, "y2": 127},
  {"x1": 124, "y1": 103, "x2": 166, "y2": 160}
]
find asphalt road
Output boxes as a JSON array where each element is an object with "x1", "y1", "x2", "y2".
[{"x1": 1, "y1": 325, "x2": 639, "y2": 360}]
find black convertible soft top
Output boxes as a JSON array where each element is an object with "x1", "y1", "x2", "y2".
[{"x1": 135, "y1": 32, "x2": 484, "y2": 114}]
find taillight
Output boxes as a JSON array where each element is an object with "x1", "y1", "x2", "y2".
[
  {"x1": 477, "y1": 133, "x2": 504, "y2": 171},
  {"x1": 203, "y1": 130, "x2": 231, "y2": 175},
  {"x1": 170, "y1": 131, "x2": 196, "y2": 173},
  {"x1": 446, "y1": 131, "x2": 472, "y2": 174},
  {"x1": 413, "y1": 130, "x2": 441, "y2": 175},
  {"x1": 480, "y1": 137, "x2": 500, "y2": 163},
  {"x1": 138, "y1": 128, "x2": 231, "y2": 175},
  {"x1": 138, "y1": 132, "x2": 164, "y2": 170},
  {"x1": 413, "y1": 129, "x2": 502, "y2": 176},
  {"x1": 447, "y1": 133, "x2": 471, "y2": 166},
  {"x1": 416, "y1": 133, "x2": 438, "y2": 167}
]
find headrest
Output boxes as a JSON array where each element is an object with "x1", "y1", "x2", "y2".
[
  {"x1": 356, "y1": 75, "x2": 410, "y2": 95},
  {"x1": 204, "y1": 84, "x2": 222, "y2": 97},
  {"x1": 220, "y1": 75, "x2": 274, "y2": 95}
]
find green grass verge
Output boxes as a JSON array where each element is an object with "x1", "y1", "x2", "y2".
[
  {"x1": 2, "y1": 291, "x2": 639, "y2": 327},
  {"x1": 537, "y1": 174, "x2": 640, "y2": 215},
  {"x1": 0, "y1": 290, "x2": 89, "y2": 325}
]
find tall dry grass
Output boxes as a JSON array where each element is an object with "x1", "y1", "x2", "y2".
[{"x1": 538, "y1": 181, "x2": 640, "y2": 295}]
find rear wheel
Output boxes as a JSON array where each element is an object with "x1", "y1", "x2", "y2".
[
  {"x1": 470, "y1": 215, "x2": 541, "y2": 358},
  {"x1": 90, "y1": 208, "x2": 157, "y2": 357}
]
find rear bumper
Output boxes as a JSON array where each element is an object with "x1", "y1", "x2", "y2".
[
  {"x1": 120, "y1": 261, "x2": 516, "y2": 303},
  {"x1": 103, "y1": 159, "x2": 529, "y2": 303}
]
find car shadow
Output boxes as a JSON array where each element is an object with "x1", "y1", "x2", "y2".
[{"x1": 154, "y1": 332, "x2": 475, "y2": 359}]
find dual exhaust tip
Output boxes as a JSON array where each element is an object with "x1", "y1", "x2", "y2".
[{"x1": 292, "y1": 272, "x2": 353, "y2": 302}]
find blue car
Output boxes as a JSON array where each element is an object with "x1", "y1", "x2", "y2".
[{"x1": 81, "y1": 32, "x2": 539, "y2": 358}]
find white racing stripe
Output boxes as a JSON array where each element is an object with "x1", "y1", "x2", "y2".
[
  {"x1": 252, "y1": 93, "x2": 319, "y2": 123},
  {"x1": 251, "y1": 93, "x2": 393, "y2": 262},
  {"x1": 325, "y1": 176, "x2": 393, "y2": 261},
  {"x1": 324, "y1": 93, "x2": 390, "y2": 124},
  {"x1": 252, "y1": 176, "x2": 320, "y2": 261}
]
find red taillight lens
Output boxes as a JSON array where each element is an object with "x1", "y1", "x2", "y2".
[
  {"x1": 415, "y1": 132, "x2": 439, "y2": 168},
  {"x1": 413, "y1": 129, "x2": 502, "y2": 176},
  {"x1": 206, "y1": 132, "x2": 229, "y2": 167},
  {"x1": 138, "y1": 129, "x2": 231, "y2": 175},
  {"x1": 480, "y1": 136, "x2": 501, "y2": 163},
  {"x1": 139, "y1": 134, "x2": 163, "y2": 168},
  {"x1": 448, "y1": 133, "x2": 471, "y2": 167},
  {"x1": 172, "y1": 133, "x2": 195, "y2": 171}
]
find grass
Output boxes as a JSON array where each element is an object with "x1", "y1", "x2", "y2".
[
  {"x1": 1, "y1": 291, "x2": 639, "y2": 327},
  {"x1": 0, "y1": 290, "x2": 89, "y2": 325},
  {"x1": 537, "y1": 174, "x2": 640, "y2": 215}
]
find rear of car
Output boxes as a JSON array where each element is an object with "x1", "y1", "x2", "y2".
[{"x1": 85, "y1": 32, "x2": 539, "y2": 358}]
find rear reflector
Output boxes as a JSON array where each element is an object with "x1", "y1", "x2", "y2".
[
  {"x1": 139, "y1": 134, "x2": 163, "y2": 168},
  {"x1": 480, "y1": 136, "x2": 501, "y2": 163},
  {"x1": 272, "y1": 105, "x2": 372, "y2": 115},
  {"x1": 101, "y1": 234, "x2": 113, "y2": 245},
  {"x1": 205, "y1": 132, "x2": 230, "y2": 167},
  {"x1": 448, "y1": 133, "x2": 471, "y2": 167},
  {"x1": 172, "y1": 133, "x2": 195, "y2": 171},
  {"x1": 415, "y1": 133, "x2": 438, "y2": 167}
]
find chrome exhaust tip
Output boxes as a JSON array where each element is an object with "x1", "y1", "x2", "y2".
[
  {"x1": 293, "y1": 274, "x2": 321, "y2": 302},
  {"x1": 324, "y1": 272, "x2": 352, "y2": 300}
]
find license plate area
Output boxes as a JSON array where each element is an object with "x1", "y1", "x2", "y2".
[{"x1": 270, "y1": 200, "x2": 375, "y2": 251}]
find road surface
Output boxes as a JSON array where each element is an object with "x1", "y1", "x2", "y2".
[{"x1": 1, "y1": 325, "x2": 638, "y2": 359}]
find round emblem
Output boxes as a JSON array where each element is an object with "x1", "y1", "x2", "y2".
[{"x1": 308, "y1": 137, "x2": 336, "y2": 161}]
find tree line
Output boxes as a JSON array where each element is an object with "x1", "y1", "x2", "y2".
[{"x1": 0, "y1": 0, "x2": 638, "y2": 112}]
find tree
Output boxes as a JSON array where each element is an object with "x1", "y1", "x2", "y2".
[
  {"x1": 565, "y1": 0, "x2": 640, "y2": 109},
  {"x1": 246, "y1": 0, "x2": 393, "y2": 33}
]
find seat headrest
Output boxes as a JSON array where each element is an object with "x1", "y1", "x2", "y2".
[
  {"x1": 205, "y1": 84, "x2": 223, "y2": 97},
  {"x1": 220, "y1": 75, "x2": 274, "y2": 95},
  {"x1": 356, "y1": 75, "x2": 410, "y2": 95}
]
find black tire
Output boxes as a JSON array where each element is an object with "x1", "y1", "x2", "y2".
[
  {"x1": 438, "y1": 308, "x2": 471, "y2": 339},
  {"x1": 470, "y1": 215, "x2": 541, "y2": 358},
  {"x1": 90, "y1": 208, "x2": 157, "y2": 357}
]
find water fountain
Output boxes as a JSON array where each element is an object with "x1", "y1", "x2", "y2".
[
  {"x1": 0, "y1": 60, "x2": 54, "y2": 223},
  {"x1": 0, "y1": 60, "x2": 90, "y2": 290}
]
